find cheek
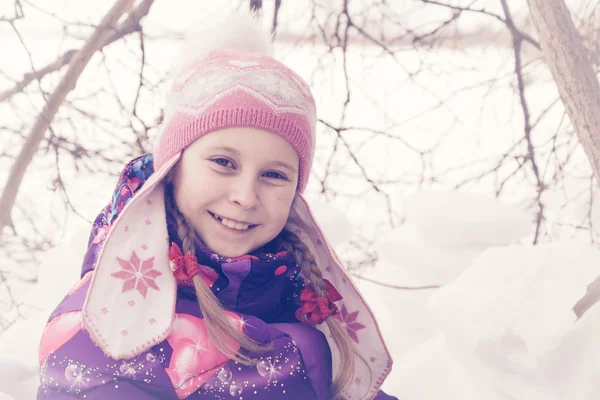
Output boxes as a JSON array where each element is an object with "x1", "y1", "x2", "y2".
[
  {"x1": 269, "y1": 189, "x2": 296, "y2": 218},
  {"x1": 278, "y1": 191, "x2": 295, "y2": 205},
  {"x1": 173, "y1": 170, "x2": 214, "y2": 211}
]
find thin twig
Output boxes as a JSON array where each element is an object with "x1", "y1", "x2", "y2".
[{"x1": 350, "y1": 273, "x2": 441, "y2": 290}]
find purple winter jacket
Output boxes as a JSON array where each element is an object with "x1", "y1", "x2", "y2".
[{"x1": 37, "y1": 155, "x2": 397, "y2": 400}]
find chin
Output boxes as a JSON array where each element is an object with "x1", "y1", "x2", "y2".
[
  {"x1": 215, "y1": 248, "x2": 243, "y2": 258},
  {"x1": 210, "y1": 243, "x2": 255, "y2": 258}
]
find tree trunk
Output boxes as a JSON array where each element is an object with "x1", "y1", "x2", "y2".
[
  {"x1": 527, "y1": 0, "x2": 600, "y2": 317},
  {"x1": 528, "y1": 0, "x2": 600, "y2": 184}
]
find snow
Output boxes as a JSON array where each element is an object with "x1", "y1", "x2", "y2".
[
  {"x1": 0, "y1": 223, "x2": 87, "y2": 400},
  {"x1": 402, "y1": 190, "x2": 532, "y2": 249},
  {"x1": 548, "y1": 304, "x2": 600, "y2": 399},
  {"x1": 374, "y1": 224, "x2": 482, "y2": 285},
  {"x1": 426, "y1": 241, "x2": 600, "y2": 400},
  {"x1": 429, "y1": 242, "x2": 600, "y2": 359},
  {"x1": 368, "y1": 191, "x2": 600, "y2": 399},
  {"x1": 304, "y1": 197, "x2": 354, "y2": 247},
  {"x1": 2, "y1": 190, "x2": 600, "y2": 399}
]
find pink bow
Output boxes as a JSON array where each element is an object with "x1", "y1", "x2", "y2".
[
  {"x1": 295, "y1": 280, "x2": 343, "y2": 324},
  {"x1": 169, "y1": 243, "x2": 218, "y2": 287}
]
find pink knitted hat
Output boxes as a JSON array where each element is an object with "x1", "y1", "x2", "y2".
[{"x1": 153, "y1": 49, "x2": 317, "y2": 192}]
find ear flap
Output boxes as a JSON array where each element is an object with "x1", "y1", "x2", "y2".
[
  {"x1": 286, "y1": 194, "x2": 393, "y2": 399},
  {"x1": 82, "y1": 155, "x2": 180, "y2": 360}
]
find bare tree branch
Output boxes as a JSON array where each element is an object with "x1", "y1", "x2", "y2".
[
  {"x1": 420, "y1": 0, "x2": 540, "y2": 50},
  {"x1": 501, "y1": 0, "x2": 546, "y2": 243},
  {"x1": 0, "y1": 0, "x2": 137, "y2": 235},
  {"x1": 0, "y1": 0, "x2": 155, "y2": 103},
  {"x1": 320, "y1": 119, "x2": 397, "y2": 227},
  {"x1": 0, "y1": 0, "x2": 24, "y2": 23},
  {"x1": 250, "y1": 0, "x2": 262, "y2": 13},
  {"x1": 272, "y1": 0, "x2": 282, "y2": 35},
  {"x1": 0, "y1": 50, "x2": 77, "y2": 102},
  {"x1": 350, "y1": 273, "x2": 441, "y2": 291}
]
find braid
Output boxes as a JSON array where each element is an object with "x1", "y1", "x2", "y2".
[
  {"x1": 278, "y1": 229, "x2": 356, "y2": 398},
  {"x1": 278, "y1": 231, "x2": 327, "y2": 296},
  {"x1": 164, "y1": 183, "x2": 271, "y2": 364},
  {"x1": 167, "y1": 191, "x2": 197, "y2": 258}
]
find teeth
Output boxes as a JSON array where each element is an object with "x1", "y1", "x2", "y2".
[
  {"x1": 214, "y1": 214, "x2": 249, "y2": 231},
  {"x1": 222, "y1": 218, "x2": 249, "y2": 231}
]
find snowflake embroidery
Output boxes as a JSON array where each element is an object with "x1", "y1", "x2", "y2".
[
  {"x1": 111, "y1": 251, "x2": 161, "y2": 299},
  {"x1": 334, "y1": 305, "x2": 366, "y2": 343}
]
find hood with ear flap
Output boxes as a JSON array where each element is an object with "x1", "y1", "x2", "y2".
[{"x1": 82, "y1": 153, "x2": 393, "y2": 399}]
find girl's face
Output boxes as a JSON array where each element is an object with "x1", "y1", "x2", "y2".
[{"x1": 171, "y1": 127, "x2": 299, "y2": 258}]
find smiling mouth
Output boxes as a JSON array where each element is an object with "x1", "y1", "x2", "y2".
[{"x1": 208, "y1": 211, "x2": 257, "y2": 231}]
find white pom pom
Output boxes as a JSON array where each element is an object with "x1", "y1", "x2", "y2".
[{"x1": 169, "y1": 11, "x2": 273, "y2": 80}]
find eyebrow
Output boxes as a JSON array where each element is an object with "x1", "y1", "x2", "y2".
[
  {"x1": 271, "y1": 161, "x2": 298, "y2": 173},
  {"x1": 210, "y1": 146, "x2": 240, "y2": 155},
  {"x1": 209, "y1": 146, "x2": 298, "y2": 173}
]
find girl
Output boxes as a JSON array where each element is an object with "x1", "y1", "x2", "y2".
[{"x1": 37, "y1": 13, "x2": 395, "y2": 400}]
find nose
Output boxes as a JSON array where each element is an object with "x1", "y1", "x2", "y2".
[{"x1": 228, "y1": 175, "x2": 259, "y2": 210}]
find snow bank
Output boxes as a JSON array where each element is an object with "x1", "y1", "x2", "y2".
[
  {"x1": 374, "y1": 223, "x2": 482, "y2": 285},
  {"x1": 384, "y1": 333, "x2": 510, "y2": 400},
  {"x1": 376, "y1": 191, "x2": 600, "y2": 399},
  {"x1": 353, "y1": 269, "x2": 435, "y2": 362},
  {"x1": 429, "y1": 241, "x2": 600, "y2": 399},
  {"x1": 403, "y1": 190, "x2": 531, "y2": 249},
  {"x1": 540, "y1": 299, "x2": 600, "y2": 399},
  {"x1": 0, "y1": 223, "x2": 89, "y2": 399}
]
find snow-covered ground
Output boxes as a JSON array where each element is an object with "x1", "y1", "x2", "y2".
[{"x1": 2, "y1": 191, "x2": 600, "y2": 399}]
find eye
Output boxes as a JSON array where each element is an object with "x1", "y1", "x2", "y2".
[
  {"x1": 212, "y1": 158, "x2": 235, "y2": 168},
  {"x1": 263, "y1": 171, "x2": 288, "y2": 180}
]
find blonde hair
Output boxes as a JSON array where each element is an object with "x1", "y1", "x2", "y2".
[
  {"x1": 164, "y1": 182, "x2": 356, "y2": 398},
  {"x1": 164, "y1": 183, "x2": 270, "y2": 364},
  {"x1": 276, "y1": 229, "x2": 356, "y2": 398}
]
